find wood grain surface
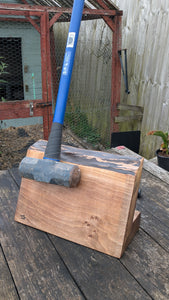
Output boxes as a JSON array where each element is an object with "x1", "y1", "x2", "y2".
[
  {"x1": 1, "y1": 160, "x2": 169, "y2": 299},
  {"x1": 15, "y1": 140, "x2": 143, "y2": 258}
]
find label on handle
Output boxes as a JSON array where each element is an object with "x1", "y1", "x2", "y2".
[{"x1": 66, "y1": 32, "x2": 76, "y2": 48}]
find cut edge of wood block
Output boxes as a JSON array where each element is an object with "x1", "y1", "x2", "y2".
[
  {"x1": 122, "y1": 157, "x2": 144, "y2": 255},
  {"x1": 121, "y1": 210, "x2": 141, "y2": 256}
]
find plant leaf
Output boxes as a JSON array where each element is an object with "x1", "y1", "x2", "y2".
[{"x1": 152, "y1": 131, "x2": 168, "y2": 142}]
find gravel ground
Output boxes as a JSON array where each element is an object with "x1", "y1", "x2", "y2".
[{"x1": 0, "y1": 124, "x2": 89, "y2": 170}]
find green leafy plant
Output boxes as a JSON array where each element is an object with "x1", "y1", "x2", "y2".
[
  {"x1": 0, "y1": 57, "x2": 8, "y2": 102},
  {"x1": 1, "y1": 97, "x2": 6, "y2": 102},
  {"x1": 147, "y1": 130, "x2": 169, "y2": 155},
  {"x1": 0, "y1": 57, "x2": 8, "y2": 82},
  {"x1": 65, "y1": 106, "x2": 101, "y2": 145}
]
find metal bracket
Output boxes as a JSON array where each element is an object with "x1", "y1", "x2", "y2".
[
  {"x1": 36, "y1": 102, "x2": 52, "y2": 108},
  {"x1": 30, "y1": 102, "x2": 33, "y2": 116},
  {"x1": 118, "y1": 49, "x2": 130, "y2": 94}
]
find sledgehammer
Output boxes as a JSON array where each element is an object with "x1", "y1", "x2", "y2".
[{"x1": 19, "y1": 0, "x2": 85, "y2": 187}]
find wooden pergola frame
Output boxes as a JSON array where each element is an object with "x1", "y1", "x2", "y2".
[{"x1": 0, "y1": 1, "x2": 122, "y2": 140}]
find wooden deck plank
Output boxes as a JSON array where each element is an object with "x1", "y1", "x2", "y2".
[
  {"x1": 9, "y1": 168, "x2": 21, "y2": 187},
  {"x1": 49, "y1": 235, "x2": 151, "y2": 300},
  {"x1": 139, "y1": 170, "x2": 169, "y2": 228},
  {"x1": 136, "y1": 203, "x2": 169, "y2": 252},
  {"x1": 0, "y1": 170, "x2": 85, "y2": 300},
  {"x1": 1, "y1": 162, "x2": 169, "y2": 299},
  {"x1": 0, "y1": 246, "x2": 19, "y2": 300},
  {"x1": 121, "y1": 229, "x2": 169, "y2": 300}
]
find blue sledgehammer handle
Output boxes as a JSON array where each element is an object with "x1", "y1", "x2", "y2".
[{"x1": 44, "y1": 0, "x2": 85, "y2": 161}]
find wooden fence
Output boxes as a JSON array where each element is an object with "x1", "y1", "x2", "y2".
[
  {"x1": 54, "y1": 1, "x2": 169, "y2": 157},
  {"x1": 112, "y1": 0, "x2": 169, "y2": 158},
  {"x1": 54, "y1": 1, "x2": 168, "y2": 157}
]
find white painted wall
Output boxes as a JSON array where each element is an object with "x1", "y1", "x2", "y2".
[{"x1": 112, "y1": 0, "x2": 169, "y2": 158}]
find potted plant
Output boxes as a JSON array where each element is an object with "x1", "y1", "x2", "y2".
[{"x1": 147, "y1": 130, "x2": 169, "y2": 171}]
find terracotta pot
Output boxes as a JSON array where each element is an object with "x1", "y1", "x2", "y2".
[{"x1": 156, "y1": 149, "x2": 169, "y2": 171}]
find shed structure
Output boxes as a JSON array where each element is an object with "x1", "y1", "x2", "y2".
[{"x1": 0, "y1": 0, "x2": 122, "y2": 143}]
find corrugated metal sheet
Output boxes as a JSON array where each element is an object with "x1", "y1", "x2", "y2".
[
  {"x1": 29, "y1": 0, "x2": 119, "y2": 10},
  {"x1": 3, "y1": 0, "x2": 120, "y2": 22},
  {"x1": 6, "y1": 0, "x2": 119, "y2": 10}
]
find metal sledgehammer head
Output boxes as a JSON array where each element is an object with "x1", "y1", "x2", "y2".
[{"x1": 19, "y1": 157, "x2": 81, "y2": 188}]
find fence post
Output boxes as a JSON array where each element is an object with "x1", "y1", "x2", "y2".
[
  {"x1": 111, "y1": 15, "x2": 122, "y2": 135},
  {"x1": 40, "y1": 11, "x2": 53, "y2": 140}
]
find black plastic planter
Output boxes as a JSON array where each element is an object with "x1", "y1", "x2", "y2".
[
  {"x1": 156, "y1": 149, "x2": 169, "y2": 171},
  {"x1": 111, "y1": 131, "x2": 141, "y2": 154}
]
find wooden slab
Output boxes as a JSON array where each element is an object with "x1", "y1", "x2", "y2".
[
  {"x1": 15, "y1": 140, "x2": 143, "y2": 258},
  {"x1": 0, "y1": 170, "x2": 85, "y2": 300}
]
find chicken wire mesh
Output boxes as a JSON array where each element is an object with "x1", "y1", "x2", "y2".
[
  {"x1": 0, "y1": 18, "x2": 43, "y2": 169},
  {"x1": 0, "y1": 11, "x2": 115, "y2": 170},
  {"x1": 52, "y1": 18, "x2": 113, "y2": 147},
  {"x1": 0, "y1": 20, "x2": 42, "y2": 103},
  {"x1": 0, "y1": 37, "x2": 23, "y2": 101}
]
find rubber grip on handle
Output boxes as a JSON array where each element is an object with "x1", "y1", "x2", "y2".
[{"x1": 44, "y1": 122, "x2": 63, "y2": 161}]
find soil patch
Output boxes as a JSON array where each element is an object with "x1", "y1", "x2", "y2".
[
  {"x1": 0, "y1": 124, "x2": 94, "y2": 170},
  {"x1": 157, "y1": 151, "x2": 169, "y2": 158}
]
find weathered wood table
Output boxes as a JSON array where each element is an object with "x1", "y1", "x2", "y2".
[{"x1": 0, "y1": 147, "x2": 169, "y2": 300}]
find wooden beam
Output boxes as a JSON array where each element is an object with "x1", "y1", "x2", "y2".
[
  {"x1": 96, "y1": 0, "x2": 109, "y2": 9},
  {"x1": 50, "y1": 28, "x2": 59, "y2": 103},
  {"x1": 102, "y1": 16, "x2": 116, "y2": 32},
  {"x1": 0, "y1": 4, "x2": 45, "y2": 12},
  {"x1": 25, "y1": 14, "x2": 40, "y2": 33},
  {"x1": 95, "y1": 0, "x2": 122, "y2": 16},
  {"x1": 98, "y1": 0, "x2": 120, "y2": 10},
  {"x1": 115, "y1": 104, "x2": 144, "y2": 123},
  {"x1": 40, "y1": 12, "x2": 50, "y2": 140},
  {"x1": 40, "y1": 12, "x2": 48, "y2": 106},
  {"x1": 117, "y1": 104, "x2": 144, "y2": 113},
  {"x1": 84, "y1": 0, "x2": 122, "y2": 32},
  {"x1": 0, "y1": 8, "x2": 43, "y2": 17},
  {"x1": 0, "y1": 100, "x2": 49, "y2": 120},
  {"x1": 115, "y1": 116, "x2": 143, "y2": 123},
  {"x1": 40, "y1": 12, "x2": 53, "y2": 139},
  {"x1": 83, "y1": 8, "x2": 123, "y2": 16},
  {"x1": 46, "y1": 12, "x2": 53, "y2": 134},
  {"x1": 49, "y1": 12, "x2": 62, "y2": 28},
  {"x1": 0, "y1": 3, "x2": 122, "y2": 16},
  {"x1": 111, "y1": 15, "x2": 122, "y2": 133}
]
